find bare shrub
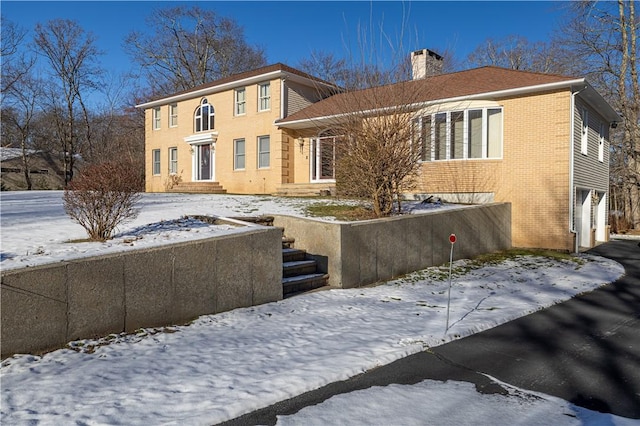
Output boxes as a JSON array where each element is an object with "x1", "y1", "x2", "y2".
[{"x1": 63, "y1": 162, "x2": 143, "y2": 241}]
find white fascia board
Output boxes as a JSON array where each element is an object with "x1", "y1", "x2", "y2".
[
  {"x1": 577, "y1": 82, "x2": 621, "y2": 123},
  {"x1": 136, "y1": 71, "x2": 283, "y2": 110},
  {"x1": 283, "y1": 72, "x2": 338, "y2": 91},
  {"x1": 277, "y1": 79, "x2": 588, "y2": 129},
  {"x1": 136, "y1": 70, "x2": 338, "y2": 110}
]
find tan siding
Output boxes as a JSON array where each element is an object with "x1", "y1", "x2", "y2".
[
  {"x1": 499, "y1": 91, "x2": 573, "y2": 250},
  {"x1": 415, "y1": 90, "x2": 574, "y2": 250},
  {"x1": 144, "y1": 78, "x2": 285, "y2": 194}
]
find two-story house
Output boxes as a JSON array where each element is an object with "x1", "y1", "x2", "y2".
[
  {"x1": 137, "y1": 64, "x2": 339, "y2": 195},
  {"x1": 137, "y1": 51, "x2": 619, "y2": 251}
]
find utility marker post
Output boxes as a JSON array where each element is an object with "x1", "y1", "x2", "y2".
[{"x1": 445, "y1": 233, "x2": 456, "y2": 333}]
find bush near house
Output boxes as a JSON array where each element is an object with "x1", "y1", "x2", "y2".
[{"x1": 63, "y1": 162, "x2": 143, "y2": 241}]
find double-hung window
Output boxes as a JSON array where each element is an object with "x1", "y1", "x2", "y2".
[
  {"x1": 153, "y1": 107, "x2": 161, "y2": 130},
  {"x1": 258, "y1": 83, "x2": 271, "y2": 111},
  {"x1": 169, "y1": 147, "x2": 178, "y2": 174},
  {"x1": 258, "y1": 135, "x2": 270, "y2": 168},
  {"x1": 581, "y1": 108, "x2": 589, "y2": 155},
  {"x1": 235, "y1": 88, "x2": 246, "y2": 115},
  {"x1": 169, "y1": 103, "x2": 178, "y2": 127},
  {"x1": 152, "y1": 149, "x2": 161, "y2": 175},
  {"x1": 234, "y1": 138, "x2": 245, "y2": 170}
]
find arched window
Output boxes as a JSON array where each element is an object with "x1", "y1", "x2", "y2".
[{"x1": 194, "y1": 98, "x2": 215, "y2": 132}]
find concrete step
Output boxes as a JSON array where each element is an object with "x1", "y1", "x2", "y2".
[
  {"x1": 282, "y1": 248, "x2": 307, "y2": 263},
  {"x1": 274, "y1": 183, "x2": 335, "y2": 197},
  {"x1": 282, "y1": 236, "x2": 295, "y2": 249},
  {"x1": 167, "y1": 182, "x2": 227, "y2": 194},
  {"x1": 283, "y1": 260, "x2": 318, "y2": 278},
  {"x1": 282, "y1": 273, "x2": 330, "y2": 297},
  {"x1": 226, "y1": 216, "x2": 274, "y2": 226}
]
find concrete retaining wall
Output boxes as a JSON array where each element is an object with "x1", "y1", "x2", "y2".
[
  {"x1": 1, "y1": 227, "x2": 282, "y2": 358},
  {"x1": 273, "y1": 203, "x2": 511, "y2": 288},
  {"x1": 2, "y1": 204, "x2": 510, "y2": 358}
]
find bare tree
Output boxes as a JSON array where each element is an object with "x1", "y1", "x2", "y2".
[
  {"x1": 297, "y1": 13, "x2": 442, "y2": 217},
  {"x1": 34, "y1": 19, "x2": 103, "y2": 184},
  {"x1": 1, "y1": 17, "x2": 35, "y2": 94},
  {"x1": 1, "y1": 18, "x2": 40, "y2": 189},
  {"x1": 3, "y1": 74, "x2": 43, "y2": 190},
  {"x1": 82, "y1": 72, "x2": 145, "y2": 167},
  {"x1": 554, "y1": 0, "x2": 639, "y2": 230},
  {"x1": 465, "y1": 35, "x2": 567, "y2": 74},
  {"x1": 124, "y1": 5, "x2": 267, "y2": 95},
  {"x1": 330, "y1": 85, "x2": 425, "y2": 216}
]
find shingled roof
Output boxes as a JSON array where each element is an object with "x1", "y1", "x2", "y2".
[
  {"x1": 276, "y1": 66, "x2": 583, "y2": 128},
  {"x1": 138, "y1": 63, "x2": 339, "y2": 108}
]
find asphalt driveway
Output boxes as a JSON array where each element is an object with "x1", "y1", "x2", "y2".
[{"x1": 223, "y1": 240, "x2": 640, "y2": 425}]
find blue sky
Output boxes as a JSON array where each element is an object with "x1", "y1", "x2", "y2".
[{"x1": 3, "y1": 1, "x2": 564, "y2": 76}]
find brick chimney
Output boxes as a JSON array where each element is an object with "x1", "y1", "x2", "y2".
[{"x1": 411, "y1": 49, "x2": 443, "y2": 80}]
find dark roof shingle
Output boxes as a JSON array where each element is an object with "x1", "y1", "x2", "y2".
[{"x1": 276, "y1": 66, "x2": 579, "y2": 125}]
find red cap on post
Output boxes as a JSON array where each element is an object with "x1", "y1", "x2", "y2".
[{"x1": 449, "y1": 234, "x2": 457, "y2": 244}]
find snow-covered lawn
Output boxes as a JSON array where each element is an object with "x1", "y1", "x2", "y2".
[
  {"x1": 0, "y1": 191, "x2": 450, "y2": 271},
  {"x1": 0, "y1": 191, "x2": 631, "y2": 425}
]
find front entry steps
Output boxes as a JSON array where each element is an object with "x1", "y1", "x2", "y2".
[
  {"x1": 227, "y1": 215, "x2": 330, "y2": 298},
  {"x1": 282, "y1": 247, "x2": 330, "y2": 297},
  {"x1": 167, "y1": 181, "x2": 227, "y2": 194}
]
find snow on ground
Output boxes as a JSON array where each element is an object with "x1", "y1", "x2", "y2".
[
  {"x1": 0, "y1": 191, "x2": 630, "y2": 425},
  {"x1": 0, "y1": 191, "x2": 450, "y2": 270},
  {"x1": 0, "y1": 253, "x2": 625, "y2": 424},
  {"x1": 276, "y1": 378, "x2": 637, "y2": 425}
]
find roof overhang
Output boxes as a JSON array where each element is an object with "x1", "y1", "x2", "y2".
[
  {"x1": 573, "y1": 81, "x2": 621, "y2": 124},
  {"x1": 136, "y1": 71, "x2": 337, "y2": 110},
  {"x1": 276, "y1": 78, "x2": 621, "y2": 130}
]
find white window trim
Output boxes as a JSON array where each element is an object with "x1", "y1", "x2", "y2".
[
  {"x1": 153, "y1": 107, "x2": 161, "y2": 130},
  {"x1": 152, "y1": 149, "x2": 161, "y2": 175},
  {"x1": 235, "y1": 88, "x2": 246, "y2": 116},
  {"x1": 416, "y1": 107, "x2": 503, "y2": 162},
  {"x1": 310, "y1": 136, "x2": 337, "y2": 182},
  {"x1": 258, "y1": 82, "x2": 271, "y2": 112},
  {"x1": 194, "y1": 99, "x2": 214, "y2": 133},
  {"x1": 169, "y1": 103, "x2": 178, "y2": 128},
  {"x1": 598, "y1": 122, "x2": 605, "y2": 163},
  {"x1": 234, "y1": 138, "x2": 246, "y2": 170},
  {"x1": 258, "y1": 135, "x2": 270, "y2": 169},
  {"x1": 581, "y1": 109, "x2": 589, "y2": 155},
  {"x1": 169, "y1": 147, "x2": 178, "y2": 174}
]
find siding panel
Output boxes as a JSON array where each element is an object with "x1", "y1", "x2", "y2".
[{"x1": 573, "y1": 97, "x2": 609, "y2": 192}]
